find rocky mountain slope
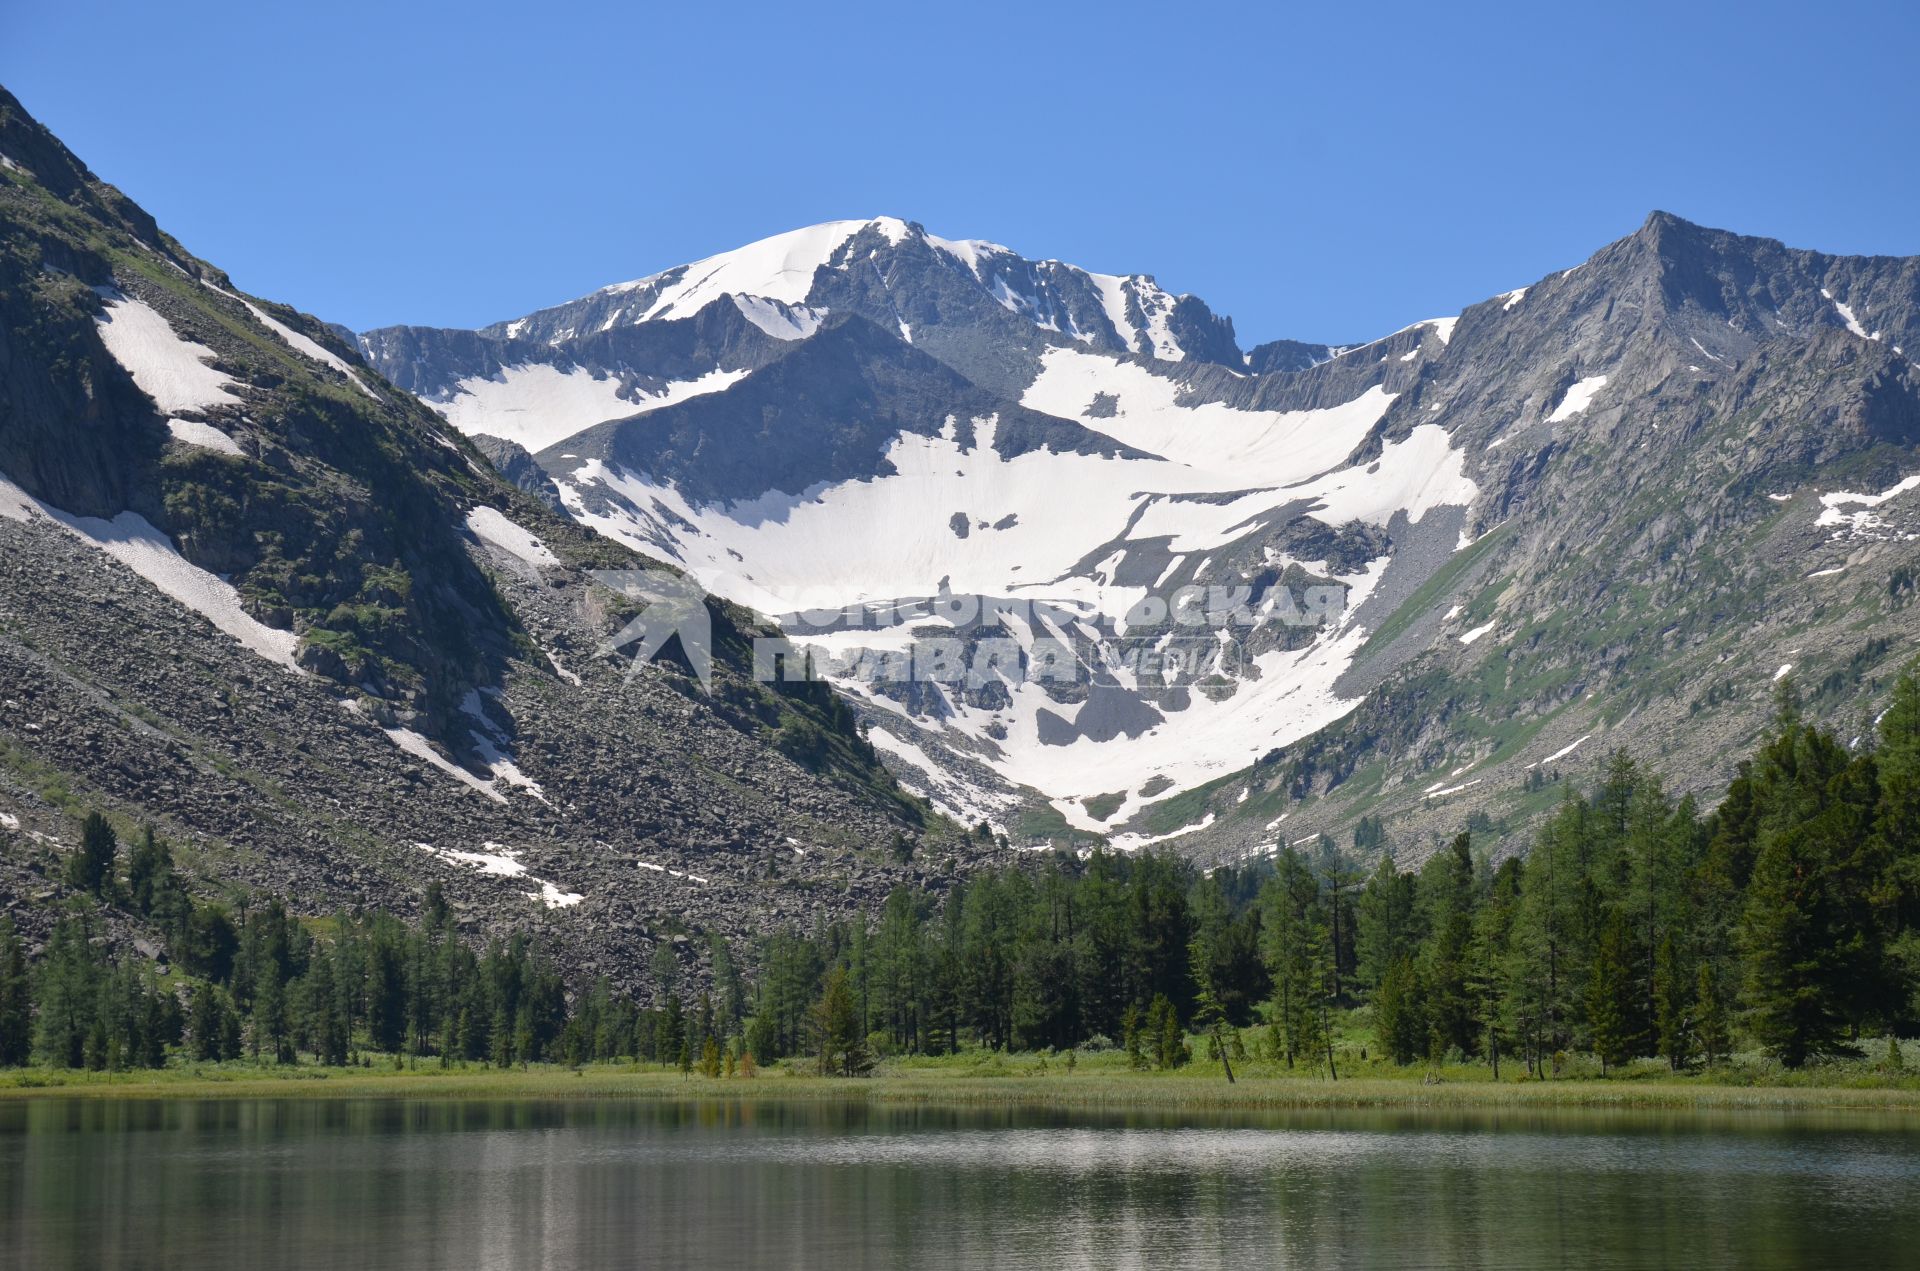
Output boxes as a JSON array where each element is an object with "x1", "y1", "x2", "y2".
[
  {"x1": 365, "y1": 213, "x2": 1920, "y2": 864},
  {"x1": 0, "y1": 88, "x2": 973, "y2": 980}
]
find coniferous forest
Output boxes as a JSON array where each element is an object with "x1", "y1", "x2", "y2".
[{"x1": 3, "y1": 669, "x2": 1918, "y2": 1080}]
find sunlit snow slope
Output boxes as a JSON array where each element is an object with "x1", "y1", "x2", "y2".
[{"x1": 364, "y1": 219, "x2": 1502, "y2": 835}]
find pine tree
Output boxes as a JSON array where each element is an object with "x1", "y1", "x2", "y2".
[
  {"x1": 34, "y1": 916, "x2": 101, "y2": 1068},
  {"x1": 1469, "y1": 858, "x2": 1523, "y2": 1079},
  {"x1": 1505, "y1": 791, "x2": 1587, "y2": 1066},
  {"x1": 303, "y1": 950, "x2": 349, "y2": 1066},
  {"x1": 1654, "y1": 932, "x2": 1693, "y2": 1071},
  {"x1": 126, "y1": 825, "x2": 171, "y2": 916},
  {"x1": 1261, "y1": 848, "x2": 1326, "y2": 1066},
  {"x1": 1144, "y1": 993, "x2": 1186, "y2": 1069},
  {"x1": 1122, "y1": 1003, "x2": 1147, "y2": 1069},
  {"x1": 189, "y1": 983, "x2": 241, "y2": 1062},
  {"x1": 215, "y1": 995, "x2": 242, "y2": 1062},
  {"x1": 1737, "y1": 730, "x2": 1877, "y2": 1068},
  {"x1": 364, "y1": 924, "x2": 407, "y2": 1055},
  {"x1": 67, "y1": 812, "x2": 117, "y2": 897},
  {"x1": 1191, "y1": 986, "x2": 1235, "y2": 1083},
  {"x1": 808, "y1": 966, "x2": 872, "y2": 1077},
  {"x1": 137, "y1": 987, "x2": 172, "y2": 1069},
  {"x1": 1373, "y1": 954, "x2": 1427, "y2": 1065},
  {"x1": 1355, "y1": 852, "x2": 1417, "y2": 991},
  {"x1": 1420, "y1": 834, "x2": 1478, "y2": 1058},
  {"x1": 656, "y1": 995, "x2": 685, "y2": 1068},
  {"x1": 1695, "y1": 962, "x2": 1730, "y2": 1067},
  {"x1": 0, "y1": 918, "x2": 31, "y2": 1068},
  {"x1": 1587, "y1": 911, "x2": 1639, "y2": 1075},
  {"x1": 254, "y1": 964, "x2": 292, "y2": 1063}
]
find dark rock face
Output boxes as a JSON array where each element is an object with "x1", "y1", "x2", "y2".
[
  {"x1": 549, "y1": 314, "x2": 1142, "y2": 506},
  {"x1": 1245, "y1": 338, "x2": 1341, "y2": 375},
  {"x1": 471, "y1": 435, "x2": 566, "y2": 512},
  {"x1": 362, "y1": 293, "x2": 789, "y2": 403}
]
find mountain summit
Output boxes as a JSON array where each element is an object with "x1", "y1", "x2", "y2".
[{"x1": 363, "y1": 209, "x2": 1920, "y2": 858}]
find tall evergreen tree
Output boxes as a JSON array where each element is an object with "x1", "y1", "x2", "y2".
[
  {"x1": 125, "y1": 825, "x2": 171, "y2": 916},
  {"x1": 1355, "y1": 852, "x2": 1417, "y2": 991},
  {"x1": 1261, "y1": 849, "x2": 1327, "y2": 1067},
  {"x1": 1373, "y1": 954, "x2": 1427, "y2": 1065},
  {"x1": 0, "y1": 918, "x2": 34, "y2": 1068},
  {"x1": 34, "y1": 915, "x2": 101, "y2": 1068},
  {"x1": 1654, "y1": 932, "x2": 1693, "y2": 1070},
  {"x1": 1470, "y1": 858, "x2": 1523, "y2": 1078},
  {"x1": 809, "y1": 965, "x2": 872, "y2": 1077},
  {"x1": 1695, "y1": 960, "x2": 1731, "y2": 1067},
  {"x1": 67, "y1": 812, "x2": 117, "y2": 898},
  {"x1": 1587, "y1": 911, "x2": 1639, "y2": 1075},
  {"x1": 1420, "y1": 834, "x2": 1479, "y2": 1057}
]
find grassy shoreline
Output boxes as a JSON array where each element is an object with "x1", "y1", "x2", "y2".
[{"x1": 7, "y1": 1060, "x2": 1920, "y2": 1114}]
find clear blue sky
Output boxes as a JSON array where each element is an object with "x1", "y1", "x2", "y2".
[{"x1": 7, "y1": 0, "x2": 1917, "y2": 344}]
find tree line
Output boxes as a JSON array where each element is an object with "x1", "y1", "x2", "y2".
[
  {"x1": 739, "y1": 669, "x2": 1920, "y2": 1074},
  {"x1": 2, "y1": 666, "x2": 1917, "y2": 1076},
  {"x1": 0, "y1": 818, "x2": 751, "y2": 1075}
]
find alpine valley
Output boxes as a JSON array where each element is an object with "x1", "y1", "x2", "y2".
[{"x1": 5, "y1": 83, "x2": 1920, "y2": 983}]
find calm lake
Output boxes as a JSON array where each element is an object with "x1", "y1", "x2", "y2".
[{"x1": 2, "y1": 1097, "x2": 1916, "y2": 1268}]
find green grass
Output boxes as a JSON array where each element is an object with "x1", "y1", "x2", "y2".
[
  {"x1": 1140, "y1": 769, "x2": 1246, "y2": 835},
  {"x1": 7, "y1": 1048, "x2": 1920, "y2": 1113},
  {"x1": 1011, "y1": 801, "x2": 1104, "y2": 847}
]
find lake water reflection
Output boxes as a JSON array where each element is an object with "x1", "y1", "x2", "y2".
[{"x1": 2, "y1": 1098, "x2": 1916, "y2": 1268}]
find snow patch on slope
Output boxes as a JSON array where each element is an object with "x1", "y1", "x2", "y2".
[
  {"x1": 166, "y1": 418, "x2": 244, "y2": 458},
  {"x1": 732, "y1": 294, "x2": 824, "y2": 340},
  {"x1": 1528, "y1": 733, "x2": 1592, "y2": 769},
  {"x1": 459, "y1": 690, "x2": 551, "y2": 805},
  {"x1": 1458, "y1": 620, "x2": 1496, "y2": 646},
  {"x1": 1815, "y1": 474, "x2": 1920, "y2": 537},
  {"x1": 415, "y1": 842, "x2": 583, "y2": 909},
  {"x1": 92, "y1": 289, "x2": 241, "y2": 415},
  {"x1": 925, "y1": 230, "x2": 1013, "y2": 279},
  {"x1": 1546, "y1": 375, "x2": 1609, "y2": 423},
  {"x1": 432, "y1": 363, "x2": 748, "y2": 453},
  {"x1": 380, "y1": 725, "x2": 508, "y2": 804},
  {"x1": 1023, "y1": 347, "x2": 1391, "y2": 478},
  {"x1": 1822, "y1": 288, "x2": 1880, "y2": 341},
  {"x1": 0, "y1": 471, "x2": 300, "y2": 672},
  {"x1": 464, "y1": 506, "x2": 559, "y2": 568}
]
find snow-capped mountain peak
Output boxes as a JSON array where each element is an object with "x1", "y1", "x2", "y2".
[
  {"x1": 361, "y1": 210, "x2": 1920, "y2": 856},
  {"x1": 601, "y1": 218, "x2": 873, "y2": 318},
  {"x1": 454, "y1": 217, "x2": 1244, "y2": 373}
]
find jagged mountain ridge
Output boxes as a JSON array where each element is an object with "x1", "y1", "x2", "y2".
[
  {"x1": 363, "y1": 211, "x2": 1920, "y2": 860},
  {"x1": 0, "y1": 88, "x2": 974, "y2": 976}
]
